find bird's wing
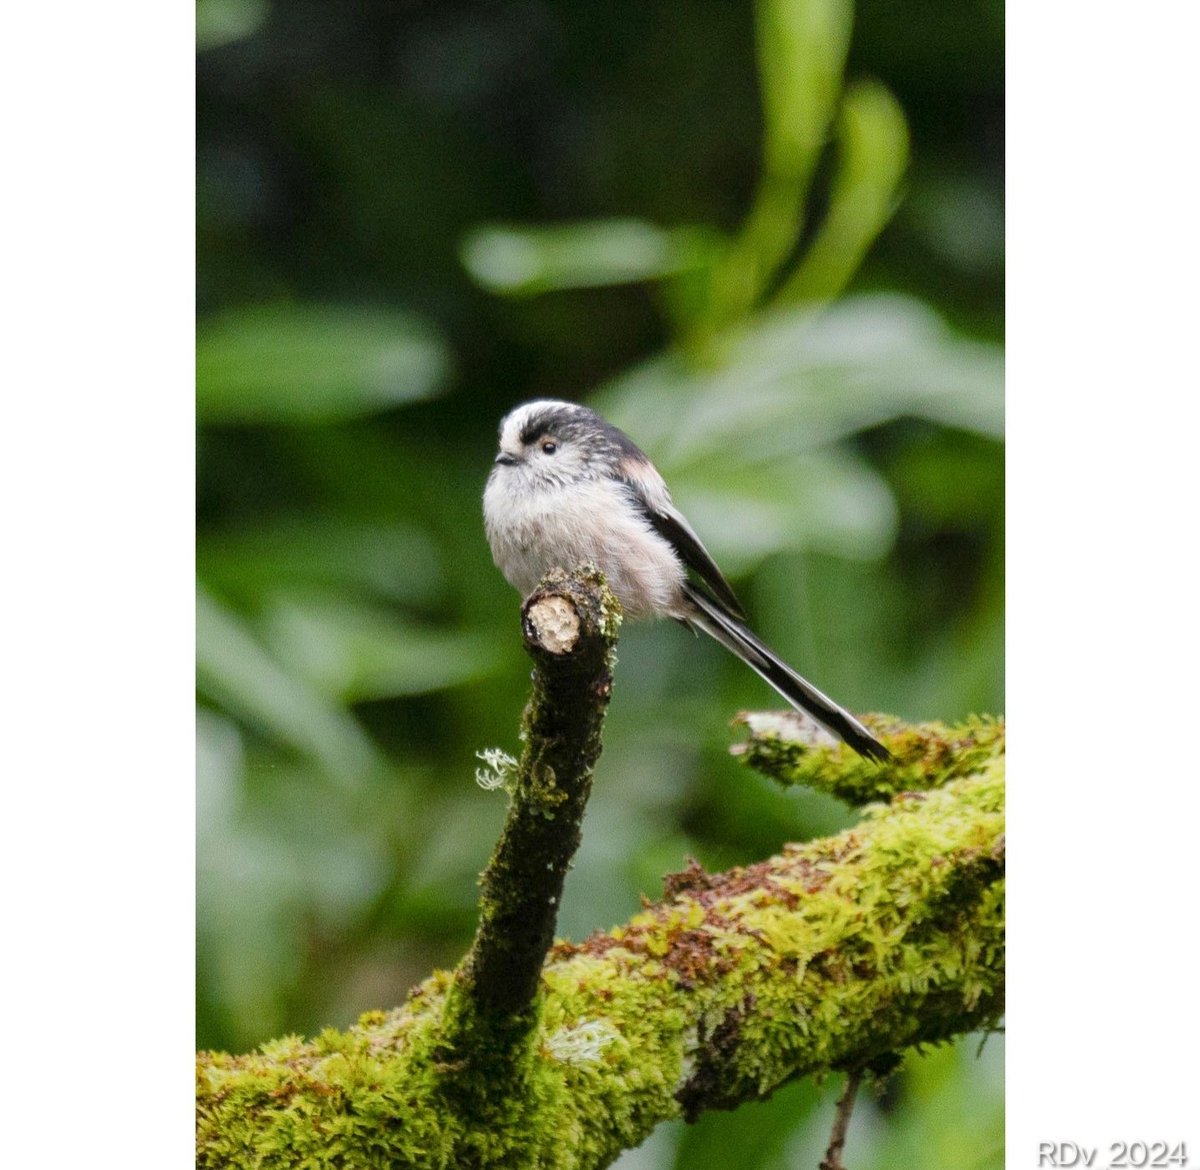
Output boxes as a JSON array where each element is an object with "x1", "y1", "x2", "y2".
[{"x1": 616, "y1": 453, "x2": 746, "y2": 620}]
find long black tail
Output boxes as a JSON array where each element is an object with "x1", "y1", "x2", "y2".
[{"x1": 682, "y1": 584, "x2": 891, "y2": 763}]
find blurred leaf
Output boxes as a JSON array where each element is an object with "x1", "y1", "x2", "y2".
[
  {"x1": 777, "y1": 80, "x2": 909, "y2": 304},
  {"x1": 698, "y1": 0, "x2": 853, "y2": 335},
  {"x1": 855, "y1": 1040, "x2": 1004, "y2": 1170},
  {"x1": 663, "y1": 448, "x2": 897, "y2": 568},
  {"x1": 197, "y1": 518, "x2": 443, "y2": 608},
  {"x1": 259, "y1": 593, "x2": 503, "y2": 702},
  {"x1": 757, "y1": 0, "x2": 853, "y2": 178},
  {"x1": 400, "y1": 790, "x2": 509, "y2": 899},
  {"x1": 599, "y1": 294, "x2": 1003, "y2": 466},
  {"x1": 460, "y1": 220, "x2": 715, "y2": 296},
  {"x1": 196, "y1": 707, "x2": 246, "y2": 847},
  {"x1": 608, "y1": 1124, "x2": 679, "y2": 1170},
  {"x1": 592, "y1": 295, "x2": 1000, "y2": 572},
  {"x1": 196, "y1": 586, "x2": 382, "y2": 776},
  {"x1": 198, "y1": 711, "x2": 412, "y2": 1049},
  {"x1": 196, "y1": 708, "x2": 305, "y2": 1046},
  {"x1": 196, "y1": 0, "x2": 268, "y2": 53},
  {"x1": 672, "y1": 1076, "x2": 821, "y2": 1170},
  {"x1": 196, "y1": 304, "x2": 451, "y2": 424}
]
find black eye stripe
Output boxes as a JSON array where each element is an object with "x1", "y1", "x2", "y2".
[
  {"x1": 518, "y1": 415, "x2": 555, "y2": 445},
  {"x1": 510, "y1": 404, "x2": 644, "y2": 464},
  {"x1": 518, "y1": 407, "x2": 586, "y2": 446}
]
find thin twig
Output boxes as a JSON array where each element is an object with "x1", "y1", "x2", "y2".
[{"x1": 819, "y1": 1068, "x2": 863, "y2": 1170}]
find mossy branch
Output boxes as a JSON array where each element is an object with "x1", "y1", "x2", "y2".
[
  {"x1": 197, "y1": 693, "x2": 1004, "y2": 1169},
  {"x1": 450, "y1": 567, "x2": 621, "y2": 1036},
  {"x1": 732, "y1": 709, "x2": 1005, "y2": 805}
]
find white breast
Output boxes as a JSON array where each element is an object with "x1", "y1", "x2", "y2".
[{"x1": 483, "y1": 473, "x2": 686, "y2": 620}]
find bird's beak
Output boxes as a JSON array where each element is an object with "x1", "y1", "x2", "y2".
[{"x1": 494, "y1": 452, "x2": 520, "y2": 466}]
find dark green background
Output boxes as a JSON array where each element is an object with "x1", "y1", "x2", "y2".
[{"x1": 197, "y1": 1, "x2": 1003, "y2": 1165}]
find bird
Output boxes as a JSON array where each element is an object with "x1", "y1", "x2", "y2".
[{"x1": 482, "y1": 399, "x2": 890, "y2": 762}]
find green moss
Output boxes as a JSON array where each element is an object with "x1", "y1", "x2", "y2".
[
  {"x1": 198, "y1": 748, "x2": 1003, "y2": 1168},
  {"x1": 733, "y1": 712, "x2": 1005, "y2": 804}
]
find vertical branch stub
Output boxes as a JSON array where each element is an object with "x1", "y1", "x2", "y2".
[{"x1": 455, "y1": 567, "x2": 620, "y2": 1030}]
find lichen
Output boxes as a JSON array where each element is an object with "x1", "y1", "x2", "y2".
[{"x1": 474, "y1": 747, "x2": 519, "y2": 792}]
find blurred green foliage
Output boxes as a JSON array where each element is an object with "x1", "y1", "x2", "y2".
[{"x1": 197, "y1": 0, "x2": 1002, "y2": 1164}]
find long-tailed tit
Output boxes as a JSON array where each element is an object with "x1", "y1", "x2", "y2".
[{"x1": 483, "y1": 399, "x2": 891, "y2": 762}]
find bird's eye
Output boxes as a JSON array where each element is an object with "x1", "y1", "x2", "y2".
[{"x1": 541, "y1": 440, "x2": 558, "y2": 455}]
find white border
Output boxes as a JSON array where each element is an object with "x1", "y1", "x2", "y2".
[
  {"x1": 2, "y1": 3, "x2": 194, "y2": 1164},
  {"x1": 1008, "y1": 0, "x2": 1200, "y2": 1159}
]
